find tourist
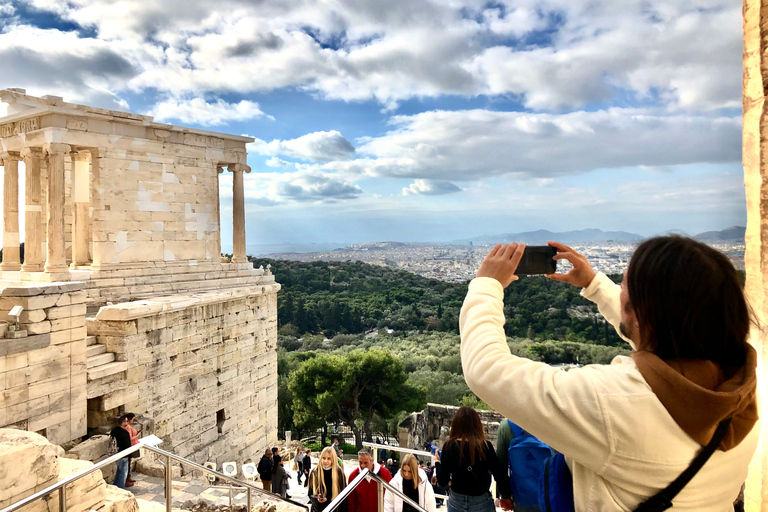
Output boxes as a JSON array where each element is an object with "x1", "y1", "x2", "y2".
[
  {"x1": 307, "y1": 447, "x2": 347, "y2": 512},
  {"x1": 333, "y1": 437, "x2": 341, "y2": 457},
  {"x1": 347, "y1": 448, "x2": 392, "y2": 512},
  {"x1": 385, "y1": 458, "x2": 398, "y2": 478},
  {"x1": 384, "y1": 454, "x2": 436, "y2": 512},
  {"x1": 294, "y1": 449, "x2": 306, "y2": 485},
  {"x1": 110, "y1": 415, "x2": 134, "y2": 489},
  {"x1": 258, "y1": 448, "x2": 274, "y2": 492},
  {"x1": 272, "y1": 454, "x2": 290, "y2": 498},
  {"x1": 460, "y1": 238, "x2": 760, "y2": 510},
  {"x1": 434, "y1": 407, "x2": 512, "y2": 512},
  {"x1": 303, "y1": 449, "x2": 312, "y2": 487},
  {"x1": 124, "y1": 413, "x2": 140, "y2": 487}
]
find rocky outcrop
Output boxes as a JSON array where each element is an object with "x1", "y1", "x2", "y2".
[
  {"x1": 103, "y1": 485, "x2": 139, "y2": 512},
  {"x1": 0, "y1": 430, "x2": 60, "y2": 506}
]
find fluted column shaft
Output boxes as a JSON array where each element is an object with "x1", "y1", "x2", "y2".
[
  {"x1": 1, "y1": 152, "x2": 21, "y2": 270},
  {"x1": 43, "y1": 143, "x2": 70, "y2": 280},
  {"x1": 230, "y1": 163, "x2": 250, "y2": 263},
  {"x1": 21, "y1": 147, "x2": 44, "y2": 272},
  {"x1": 70, "y1": 151, "x2": 91, "y2": 267}
]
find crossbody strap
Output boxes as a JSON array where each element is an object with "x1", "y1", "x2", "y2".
[{"x1": 634, "y1": 418, "x2": 733, "y2": 512}]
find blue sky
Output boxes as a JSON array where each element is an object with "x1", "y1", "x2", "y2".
[{"x1": 0, "y1": 0, "x2": 746, "y2": 249}]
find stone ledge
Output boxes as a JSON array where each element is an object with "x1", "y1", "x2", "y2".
[
  {"x1": 95, "y1": 284, "x2": 281, "y2": 322},
  {"x1": 0, "y1": 333, "x2": 50, "y2": 356},
  {"x1": 0, "y1": 281, "x2": 86, "y2": 297}
]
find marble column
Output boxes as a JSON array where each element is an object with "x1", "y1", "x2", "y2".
[
  {"x1": 42, "y1": 143, "x2": 70, "y2": 281},
  {"x1": 742, "y1": 1, "x2": 768, "y2": 510},
  {"x1": 230, "y1": 163, "x2": 250, "y2": 264},
  {"x1": 20, "y1": 147, "x2": 44, "y2": 272},
  {"x1": 70, "y1": 150, "x2": 91, "y2": 267},
  {"x1": 1, "y1": 152, "x2": 22, "y2": 270}
]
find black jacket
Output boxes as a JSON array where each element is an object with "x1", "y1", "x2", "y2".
[
  {"x1": 258, "y1": 456, "x2": 273, "y2": 480},
  {"x1": 303, "y1": 454, "x2": 312, "y2": 473},
  {"x1": 110, "y1": 426, "x2": 134, "y2": 458}
]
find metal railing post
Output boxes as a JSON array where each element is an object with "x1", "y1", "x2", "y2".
[
  {"x1": 247, "y1": 489, "x2": 252, "y2": 512},
  {"x1": 59, "y1": 485, "x2": 66, "y2": 512},
  {"x1": 165, "y1": 454, "x2": 173, "y2": 512},
  {"x1": 377, "y1": 480, "x2": 384, "y2": 512}
]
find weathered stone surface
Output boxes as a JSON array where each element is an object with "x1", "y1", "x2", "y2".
[
  {"x1": 135, "y1": 498, "x2": 186, "y2": 512},
  {"x1": 66, "y1": 435, "x2": 109, "y2": 461},
  {"x1": 103, "y1": 484, "x2": 139, "y2": 512},
  {"x1": 0, "y1": 429, "x2": 60, "y2": 502},
  {"x1": 134, "y1": 458, "x2": 181, "y2": 479}
]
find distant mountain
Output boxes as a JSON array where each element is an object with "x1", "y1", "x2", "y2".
[
  {"x1": 693, "y1": 226, "x2": 745, "y2": 242},
  {"x1": 452, "y1": 228, "x2": 645, "y2": 245}
]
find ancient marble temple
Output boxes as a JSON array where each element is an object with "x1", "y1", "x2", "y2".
[{"x1": 0, "y1": 90, "x2": 279, "y2": 470}]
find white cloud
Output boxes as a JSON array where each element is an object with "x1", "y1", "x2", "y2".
[
  {"x1": 341, "y1": 108, "x2": 741, "y2": 181},
  {"x1": 2, "y1": 0, "x2": 743, "y2": 112},
  {"x1": 149, "y1": 97, "x2": 272, "y2": 126},
  {"x1": 403, "y1": 179, "x2": 462, "y2": 196},
  {"x1": 265, "y1": 157, "x2": 292, "y2": 168},
  {"x1": 248, "y1": 131, "x2": 355, "y2": 162}
]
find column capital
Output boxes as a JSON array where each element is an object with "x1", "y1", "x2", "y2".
[
  {"x1": 228, "y1": 163, "x2": 251, "y2": 174},
  {"x1": 44, "y1": 143, "x2": 71, "y2": 156},
  {"x1": 20, "y1": 147, "x2": 44, "y2": 160},
  {"x1": 70, "y1": 150, "x2": 91, "y2": 162},
  {"x1": 1, "y1": 152, "x2": 22, "y2": 162},
  {"x1": 217, "y1": 165, "x2": 225, "y2": 174}
]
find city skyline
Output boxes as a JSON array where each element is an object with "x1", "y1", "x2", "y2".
[{"x1": 0, "y1": 1, "x2": 747, "y2": 247}]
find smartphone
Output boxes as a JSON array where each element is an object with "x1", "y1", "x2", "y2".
[{"x1": 515, "y1": 245, "x2": 557, "y2": 275}]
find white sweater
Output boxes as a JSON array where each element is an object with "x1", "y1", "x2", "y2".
[
  {"x1": 384, "y1": 468, "x2": 436, "y2": 512},
  {"x1": 459, "y1": 273, "x2": 760, "y2": 512}
]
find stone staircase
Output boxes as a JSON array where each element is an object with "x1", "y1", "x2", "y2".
[{"x1": 86, "y1": 335, "x2": 128, "y2": 381}]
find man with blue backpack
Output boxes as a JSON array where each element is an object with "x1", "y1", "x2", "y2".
[{"x1": 496, "y1": 419, "x2": 546, "y2": 512}]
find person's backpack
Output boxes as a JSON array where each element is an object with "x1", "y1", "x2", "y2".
[
  {"x1": 506, "y1": 420, "x2": 554, "y2": 508},
  {"x1": 107, "y1": 435, "x2": 118, "y2": 456}
]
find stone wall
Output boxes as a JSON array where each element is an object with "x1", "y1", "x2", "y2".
[
  {"x1": 398, "y1": 403, "x2": 503, "y2": 451},
  {"x1": 88, "y1": 283, "x2": 280, "y2": 467},
  {"x1": 0, "y1": 282, "x2": 87, "y2": 444}
]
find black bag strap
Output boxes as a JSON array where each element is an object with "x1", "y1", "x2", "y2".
[{"x1": 634, "y1": 418, "x2": 733, "y2": 512}]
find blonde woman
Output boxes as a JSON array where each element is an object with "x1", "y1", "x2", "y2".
[
  {"x1": 308, "y1": 447, "x2": 347, "y2": 512},
  {"x1": 385, "y1": 454, "x2": 436, "y2": 512}
]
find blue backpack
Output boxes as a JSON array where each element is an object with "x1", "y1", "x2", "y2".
[
  {"x1": 506, "y1": 421, "x2": 575, "y2": 512},
  {"x1": 506, "y1": 421, "x2": 554, "y2": 507}
]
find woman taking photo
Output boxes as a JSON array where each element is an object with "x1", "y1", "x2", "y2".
[
  {"x1": 271, "y1": 454, "x2": 290, "y2": 499},
  {"x1": 384, "y1": 454, "x2": 436, "y2": 512},
  {"x1": 435, "y1": 407, "x2": 512, "y2": 512},
  {"x1": 307, "y1": 447, "x2": 348, "y2": 512}
]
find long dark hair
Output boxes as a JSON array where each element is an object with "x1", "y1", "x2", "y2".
[
  {"x1": 445, "y1": 406, "x2": 487, "y2": 465},
  {"x1": 272, "y1": 454, "x2": 282, "y2": 474},
  {"x1": 625, "y1": 236, "x2": 752, "y2": 376}
]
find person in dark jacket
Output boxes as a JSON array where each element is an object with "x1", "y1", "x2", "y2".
[
  {"x1": 303, "y1": 449, "x2": 312, "y2": 487},
  {"x1": 307, "y1": 447, "x2": 347, "y2": 512},
  {"x1": 435, "y1": 407, "x2": 513, "y2": 512},
  {"x1": 272, "y1": 454, "x2": 290, "y2": 498},
  {"x1": 110, "y1": 415, "x2": 134, "y2": 489},
  {"x1": 258, "y1": 449, "x2": 274, "y2": 491}
]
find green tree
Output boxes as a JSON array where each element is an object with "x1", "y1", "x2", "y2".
[{"x1": 289, "y1": 349, "x2": 425, "y2": 449}]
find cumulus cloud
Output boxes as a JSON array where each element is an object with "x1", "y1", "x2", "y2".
[
  {"x1": 278, "y1": 172, "x2": 363, "y2": 202},
  {"x1": 3, "y1": 0, "x2": 743, "y2": 111},
  {"x1": 149, "y1": 97, "x2": 272, "y2": 126},
  {"x1": 342, "y1": 108, "x2": 740, "y2": 181},
  {"x1": 249, "y1": 131, "x2": 355, "y2": 162},
  {"x1": 403, "y1": 179, "x2": 462, "y2": 196}
]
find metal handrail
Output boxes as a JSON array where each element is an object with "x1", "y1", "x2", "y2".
[
  {"x1": 321, "y1": 467, "x2": 429, "y2": 512},
  {"x1": 363, "y1": 442, "x2": 448, "y2": 500},
  {"x1": 0, "y1": 441, "x2": 308, "y2": 512}
]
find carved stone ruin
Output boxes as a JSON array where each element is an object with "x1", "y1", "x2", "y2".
[{"x1": 0, "y1": 91, "x2": 279, "y2": 476}]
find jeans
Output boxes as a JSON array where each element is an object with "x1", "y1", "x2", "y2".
[
  {"x1": 447, "y1": 492, "x2": 495, "y2": 512},
  {"x1": 114, "y1": 457, "x2": 130, "y2": 489}
]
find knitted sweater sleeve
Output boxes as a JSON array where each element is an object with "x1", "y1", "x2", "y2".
[{"x1": 460, "y1": 277, "x2": 612, "y2": 473}]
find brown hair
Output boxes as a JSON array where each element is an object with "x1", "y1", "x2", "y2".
[
  {"x1": 625, "y1": 236, "x2": 752, "y2": 376},
  {"x1": 401, "y1": 454, "x2": 421, "y2": 489},
  {"x1": 446, "y1": 406, "x2": 487, "y2": 465}
]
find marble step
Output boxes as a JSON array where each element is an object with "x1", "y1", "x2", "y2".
[
  {"x1": 87, "y1": 361, "x2": 129, "y2": 381},
  {"x1": 87, "y1": 352, "x2": 115, "y2": 369},
  {"x1": 86, "y1": 335, "x2": 98, "y2": 346},
  {"x1": 86, "y1": 343, "x2": 107, "y2": 358}
]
